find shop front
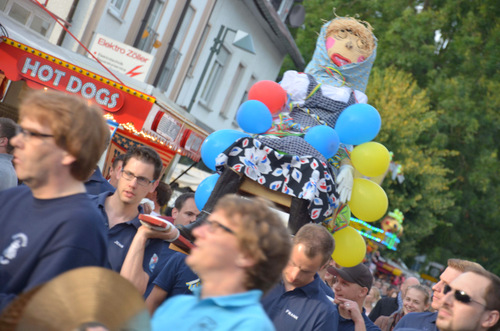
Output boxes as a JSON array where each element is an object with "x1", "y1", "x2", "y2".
[{"x1": 0, "y1": 35, "x2": 207, "y2": 176}]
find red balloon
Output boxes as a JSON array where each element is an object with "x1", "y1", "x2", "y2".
[{"x1": 248, "y1": 80, "x2": 287, "y2": 115}]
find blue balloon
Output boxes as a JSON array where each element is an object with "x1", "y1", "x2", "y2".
[
  {"x1": 201, "y1": 129, "x2": 250, "y2": 171},
  {"x1": 236, "y1": 100, "x2": 273, "y2": 134},
  {"x1": 334, "y1": 104, "x2": 381, "y2": 145},
  {"x1": 195, "y1": 174, "x2": 220, "y2": 211},
  {"x1": 304, "y1": 125, "x2": 340, "y2": 159}
]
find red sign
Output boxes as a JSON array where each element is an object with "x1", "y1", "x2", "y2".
[
  {"x1": 18, "y1": 54, "x2": 124, "y2": 112},
  {"x1": 0, "y1": 38, "x2": 155, "y2": 129}
]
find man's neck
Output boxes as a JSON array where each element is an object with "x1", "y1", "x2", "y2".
[
  {"x1": 199, "y1": 269, "x2": 248, "y2": 299},
  {"x1": 105, "y1": 193, "x2": 140, "y2": 228},
  {"x1": 30, "y1": 177, "x2": 86, "y2": 199}
]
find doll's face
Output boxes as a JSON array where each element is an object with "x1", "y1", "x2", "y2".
[{"x1": 326, "y1": 28, "x2": 371, "y2": 66}]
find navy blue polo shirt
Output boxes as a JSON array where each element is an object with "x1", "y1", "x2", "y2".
[
  {"x1": 85, "y1": 167, "x2": 115, "y2": 195},
  {"x1": 261, "y1": 274, "x2": 338, "y2": 331},
  {"x1": 337, "y1": 306, "x2": 381, "y2": 331},
  {"x1": 91, "y1": 192, "x2": 172, "y2": 290},
  {"x1": 394, "y1": 311, "x2": 438, "y2": 331}
]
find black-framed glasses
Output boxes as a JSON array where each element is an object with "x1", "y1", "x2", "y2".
[
  {"x1": 121, "y1": 170, "x2": 155, "y2": 186},
  {"x1": 16, "y1": 126, "x2": 54, "y2": 139},
  {"x1": 202, "y1": 219, "x2": 235, "y2": 235},
  {"x1": 443, "y1": 284, "x2": 486, "y2": 307}
]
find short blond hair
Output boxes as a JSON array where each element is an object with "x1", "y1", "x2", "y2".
[
  {"x1": 447, "y1": 258, "x2": 484, "y2": 273},
  {"x1": 214, "y1": 195, "x2": 292, "y2": 293},
  {"x1": 19, "y1": 90, "x2": 109, "y2": 181}
]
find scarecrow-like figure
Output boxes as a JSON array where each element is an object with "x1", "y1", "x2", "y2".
[{"x1": 181, "y1": 17, "x2": 379, "y2": 240}]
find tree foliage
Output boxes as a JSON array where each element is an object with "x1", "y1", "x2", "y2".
[{"x1": 282, "y1": 0, "x2": 500, "y2": 274}]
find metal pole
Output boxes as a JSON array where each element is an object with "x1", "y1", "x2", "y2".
[{"x1": 187, "y1": 25, "x2": 226, "y2": 113}]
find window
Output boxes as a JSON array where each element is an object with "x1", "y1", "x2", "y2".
[
  {"x1": 156, "y1": 6, "x2": 194, "y2": 91},
  {"x1": 0, "y1": 0, "x2": 8, "y2": 12},
  {"x1": 109, "y1": 0, "x2": 128, "y2": 18},
  {"x1": 187, "y1": 26, "x2": 209, "y2": 77},
  {"x1": 200, "y1": 46, "x2": 229, "y2": 105},
  {"x1": 220, "y1": 63, "x2": 245, "y2": 118},
  {"x1": 136, "y1": 0, "x2": 165, "y2": 53},
  {"x1": 8, "y1": 3, "x2": 30, "y2": 25},
  {"x1": 30, "y1": 15, "x2": 51, "y2": 36}
]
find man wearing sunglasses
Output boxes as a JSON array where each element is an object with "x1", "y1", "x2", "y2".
[
  {"x1": 90, "y1": 146, "x2": 180, "y2": 294},
  {"x1": 394, "y1": 259, "x2": 484, "y2": 331},
  {"x1": 436, "y1": 269, "x2": 500, "y2": 331},
  {"x1": 151, "y1": 194, "x2": 292, "y2": 330},
  {"x1": 0, "y1": 90, "x2": 110, "y2": 312}
]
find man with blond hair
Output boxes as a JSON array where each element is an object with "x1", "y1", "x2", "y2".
[
  {"x1": 395, "y1": 258, "x2": 484, "y2": 330},
  {"x1": 151, "y1": 194, "x2": 292, "y2": 330},
  {"x1": 0, "y1": 90, "x2": 110, "y2": 312},
  {"x1": 436, "y1": 269, "x2": 500, "y2": 331}
]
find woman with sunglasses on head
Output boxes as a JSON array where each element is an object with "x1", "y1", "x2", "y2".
[{"x1": 375, "y1": 285, "x2": 431, "y2": 331}]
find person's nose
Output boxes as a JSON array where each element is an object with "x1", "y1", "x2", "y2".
[
  {"x1": 10, "y1": 133, "x2": 22, "y2": 148},
  {"x1": 432, "y1": 280, "x2": 443, "y2": 293},
  {"x1": 288, "y1": 267, "x2": 301, "y2": 282},
  {"x1": 345, "y1": 40, "x2": 353, "y2": 50}
]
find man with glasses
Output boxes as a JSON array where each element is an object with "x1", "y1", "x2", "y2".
[
  {"x1": 262, "y1": 223, "x2": 338, "y2": 330},
  {"x1": 151, "y1": 194, "x2": 291, "y2": 330},
  {"x1": 90, "y1": 146, "x2": 179, "y2": 294},
  {"x1": 0, "y1": 117, "x2": 17, "y2": 191},
  {"x1": 394, "y1": 259, "x2": 485, "y2": 331},
  {"x1": 329, "y1": 263, "x2": 381, "y2": 330},
  {"x1": 0, "y1": 90, "x2": 110, "y2": 312},
  {"x1": 436, "y1": 269, "x2": 500, "y2": 331}
]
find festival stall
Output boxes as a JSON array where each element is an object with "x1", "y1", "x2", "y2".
[{"x1": 0, "y1": 33, "x2": 207, "y2": 173}]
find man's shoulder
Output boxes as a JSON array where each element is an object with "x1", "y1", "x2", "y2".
[{"x1": 395, "y1": 311, "x2": 437, "y2": 329}]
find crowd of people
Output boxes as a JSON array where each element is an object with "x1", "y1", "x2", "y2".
[{"x1": 1, "y1": 90, "x2": 500, "y2": 330}]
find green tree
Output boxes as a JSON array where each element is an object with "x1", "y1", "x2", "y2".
[{"x1": 282, "y1": 0, "x2": 500, "y2": 274}]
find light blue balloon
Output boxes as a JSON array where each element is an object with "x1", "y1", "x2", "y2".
[
  {"x1": 201, "y1": 129, "x2": 250, "y2": 171},
  {"x1": 304, "y1": 125, "x2": 340, "y2": 159},
  {"x1": 236, "y1": 100, "x2": 273, "y2": 134},
  {"x1": 195, "y1": 174, "x2": 220, "y2": 211},
  {"x1": 334, "y1": 104, "x2": 381, "y2": 145}
]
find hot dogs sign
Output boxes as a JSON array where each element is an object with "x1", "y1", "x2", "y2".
[{"x1": 19, "y1": 55, "x2": 124, "y2": 112}]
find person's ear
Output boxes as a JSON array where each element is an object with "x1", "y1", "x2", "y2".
[
  {"x1": 171, "y1": 207, "x2": 179, "y2": 219},
  {"x1": 61, "y1": 151, "x2": 76, "y2": 166},
  {"x1": 150, "y1": 179, "x2": 159, "y2": 193},
  {"x1": 236, "y1": 253, "x2": 256, "y2": 269},
  {"x1": 359, "y1": 287, "x2": 369, "y2": 298},
  {"x1": 482, "y1": 310, "x2": 499, "y2": 329}
]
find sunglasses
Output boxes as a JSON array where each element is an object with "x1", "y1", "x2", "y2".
[{"x1": 443, "y1": 284, "x2": 486, "y2": 307}]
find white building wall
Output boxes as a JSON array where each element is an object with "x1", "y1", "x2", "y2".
[{"x1": 177, "y1": 0, "x2": 285, "y2": 132}]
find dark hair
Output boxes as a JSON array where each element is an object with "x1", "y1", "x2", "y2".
[
  {"x1": 112, "y1": 153, "x2": 125, "y2": 169},
  {"x1": 174, "y1": 192, "x2": 195, "y2": 210},
  {"x1": 293, "y1": 223, "x2": 335, "y2": 266},
  {"x1": 122, "y1": 146, "x2": 163, "y2": 180},
  {"x1": 156, "y1": 182, "x2": 172, "y2": 207},
  {"x1": 0, "y1": 117, "x2": 17, "y2": 154}
]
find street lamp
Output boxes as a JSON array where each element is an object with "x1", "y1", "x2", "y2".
[{"x1": 187, "y1": 25, "x2": 255, "y2": 112}]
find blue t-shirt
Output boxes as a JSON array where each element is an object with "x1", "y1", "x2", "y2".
[
  {"x1": 150, "y1": 251, "x2": 200, "y2": 299},
  {"x1": 0, "y1": 185, "x2": 109, "y2": 312},
  {"x1": 394, "y1": 311, "x2": 438, "y2": 331},
  {"x1": 85, "y1": 167, "x2": 115, "y2": 195},
  {"x1": 337, "y1": 306, "x2": 381, "y2": 331},
  {"x1": 91, "y1": 192, "x2": 172, "y2": 291},
  {"x1": 152, "y1": 287, "x2": 274, "y2": 331},
  {"x1": 262, "y1": 274, "x2": 338, "y2": 330}
]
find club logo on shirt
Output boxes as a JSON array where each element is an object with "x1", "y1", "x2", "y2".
[
  {"x1": 0, "y1": 233, "x2": 28, "y2": 265},
  {"x1": 149, "y1": 253, "x2": 159, "y2": 272},
  {"x1": 286, "y1": 309, "x2": 299, "y2": 320}
]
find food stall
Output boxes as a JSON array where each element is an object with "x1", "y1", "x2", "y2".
[{"x1": 0, "y1": 20, "x2": 207, "y2": 174}]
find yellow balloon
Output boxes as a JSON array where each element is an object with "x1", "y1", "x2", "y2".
[
  {"x1": 348, "y1": 178, "x2": 388, "y2": 222},
  {"x1": 351, "y1": 142, "x2": 390, "y2": 177},
  {"x1": 332, "y1": 226, "x2": 367, "y2": 267}
]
